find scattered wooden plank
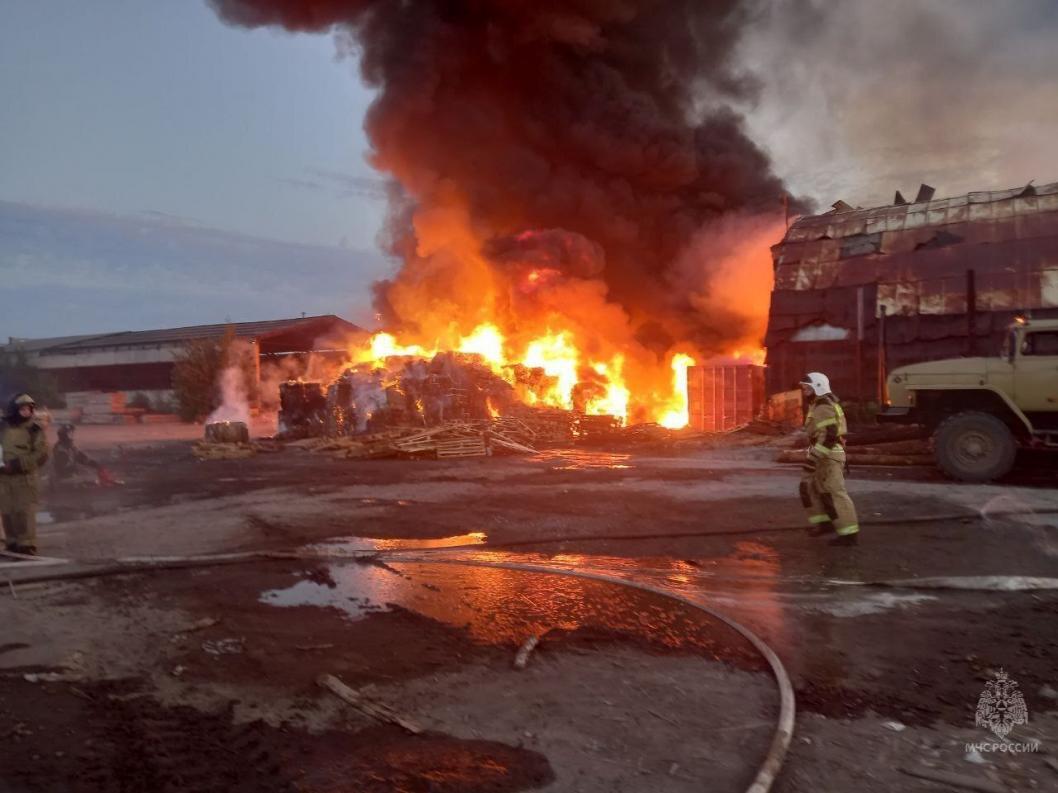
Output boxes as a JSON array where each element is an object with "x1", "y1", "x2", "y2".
[
  {"x1": 436, "y1": 436, "x2": 487, "y2": 458},
  {"x1": 514, "y1": 635, "x2": 542, "y2": 669},
  {"x1": 305, "y1": 419, "x2": 538, "y2": 461},
  {"x1": 490, "y1": 434, "x2": 536, "y2": 455},
  {"x1": 317, "y1": 673, "x2": 422, "y2": 734}
]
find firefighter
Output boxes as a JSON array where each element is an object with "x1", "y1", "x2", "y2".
[
  {"x1": 0, "y1": 393, "x2": 50, "y2": 556},
  {"x1": 799, "y1": 373, "x2": 859, "y2": 546},
  {"x1": 52, "y1": 424, "x2": 102, "y2": 484}
]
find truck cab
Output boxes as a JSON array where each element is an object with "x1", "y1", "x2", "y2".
[{"x1": 880, "y1": 318, "x2": 1058, "y2": 481}]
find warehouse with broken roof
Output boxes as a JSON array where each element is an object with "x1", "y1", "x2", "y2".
[{"x1": 764, "y1": 181, "x2": 1058, "y2": 403}]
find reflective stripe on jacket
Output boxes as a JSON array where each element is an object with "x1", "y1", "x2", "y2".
[{"x1": 804, "y1": 397, "x2": 847, "y2": 458}]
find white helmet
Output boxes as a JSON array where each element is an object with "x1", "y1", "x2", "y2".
[{"x1": 799, "y1": 372, "x2": 831, "y2": 397}]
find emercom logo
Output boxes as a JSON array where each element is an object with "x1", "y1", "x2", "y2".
[{"x1": 966, "y1": 669, "x2": 1039, "y2": 754}]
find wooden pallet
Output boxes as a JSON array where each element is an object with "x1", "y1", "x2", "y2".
[{"x1": 436, "y1": 436, "x2": 487, "y2": 458}]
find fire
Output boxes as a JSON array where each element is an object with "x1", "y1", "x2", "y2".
[
  {"x1": 657, "y1": 354, "x2": 696, "y2": 429},
  {"x1": 585, "y1": 356, "x2": 630, "y2": 421},
  {"x1": 347, "y1": 328, "x2": 767, "y2": 428},
  {"x1": 345, "y1": 325, "x2": 768, "y2": 428},
  {"x1": 522, "y1": 332, "x2": 579, "y2": 410},
  {"x1": 732, "y1": 348, "x2": 766, "y2": 366},
  {"x1": 342, "y1": 219, "x2": 777, "y2": 427},
  {"x1": 356, "y1": 332, "x2": 434, "y2": 366},
  {"x1": 457, "y1": 323, "x2": 505, "y2": 370}
]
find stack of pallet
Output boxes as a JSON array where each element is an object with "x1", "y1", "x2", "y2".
[
  {"x1": 577, "y1": 414, "x2": 622, "y2": 441},
  {"x1": 506, "y1": 406, "x2": 575, "y2": 445},
  {"x1": 66, "y1": 391, "x2": 130, "y2": 425},
  {"x1": 623, "y1": 423, "x2": 674, "y2": 443}
]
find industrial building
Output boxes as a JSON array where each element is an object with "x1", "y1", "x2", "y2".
[
  {"x1": 764, "y1": 181, "x2": 1058, "y2": 403},
  {"x1": 1, "y1": 315, "x2": 361, "y2": 410}
]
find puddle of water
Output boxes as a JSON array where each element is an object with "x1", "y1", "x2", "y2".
[
  {"x1": 259, "y1": 559, "x2": 751, "y2": 659},
  {"x1": 268, "y1": 538, "x2": 943, "y2": 668},
  {"x1": 259, "y1": 564, "x2": 399, "y2": 619}
]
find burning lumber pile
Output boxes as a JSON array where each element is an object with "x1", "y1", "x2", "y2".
[{"x1": 275, "y1": 349, "x2": 767, "y2": 462}]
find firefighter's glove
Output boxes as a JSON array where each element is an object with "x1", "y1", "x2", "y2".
[{"x1": 808, "y1": 445, "x2": 829, "y2": 462}]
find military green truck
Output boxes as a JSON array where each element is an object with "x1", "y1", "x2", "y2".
[{"x1": 879, "y1": 317, "x2": 1058, "y2": 482}]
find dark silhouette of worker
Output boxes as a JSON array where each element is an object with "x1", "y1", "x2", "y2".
[{"x1": 51, "y1": 424, "x2": 112, "y2": 485}]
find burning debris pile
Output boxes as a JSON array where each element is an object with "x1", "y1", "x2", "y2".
[
  {"x1": 327, "y1": 351, "x2": 517, "y2": 433},
  {"x1": 277, "y1": 342, "x2": 712, "y2": 459}
]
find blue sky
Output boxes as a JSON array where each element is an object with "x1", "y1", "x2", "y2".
[
  {"x1": 1, "y1": 0, "x2": 388, "y2": 337},
  {"x1": 2, "y1": 1, "x2": 1055, "y2": 339}
]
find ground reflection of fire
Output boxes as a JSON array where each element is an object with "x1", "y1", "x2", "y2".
[{"x1": 261, "y1": 551, "x2": 785, "y2": 662}]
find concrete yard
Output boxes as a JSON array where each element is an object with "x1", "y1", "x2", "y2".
[{"x1": 1, "y1": 433, "x2": 1056, "y2": 792}]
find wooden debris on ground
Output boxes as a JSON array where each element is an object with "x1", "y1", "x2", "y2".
[
  {"x1": 507, "y1": 406, "x2": 575, "y2": 444},
  {"x1": 192, "y1": 438, "x2": 284, "y2": 460},
  {"x1": 297, "y1": 419, "x2": 540, "y2": 461},
  {"x1": 513, "y1": 631, "x2": 550, "y2": 670},
  {"x1": 317, "y1": 673, "x2": 422, "y2": 734},
  {"x1": 192, "y1": 442, "x2": 255, "y2": 460},
  {"x1": 777, "y1": 434, "x2": 933, "y2": 466},
  {"x1": 577, "y1": 414, "x2": 623, "y2": 442}
]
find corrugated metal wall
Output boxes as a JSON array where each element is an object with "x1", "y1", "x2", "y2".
[{"x1": 765, "y1": 182, "x2": 1058, "y2": 403}]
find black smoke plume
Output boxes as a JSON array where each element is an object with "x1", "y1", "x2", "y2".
[{"x1": 211, "y1": 0, "x2": 792, "y2": 353}]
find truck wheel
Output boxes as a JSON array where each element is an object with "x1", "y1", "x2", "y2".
[{"x1": 933, "y1": 411, "x2": 1017, "y2": 482}]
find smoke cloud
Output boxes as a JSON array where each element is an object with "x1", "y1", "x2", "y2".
[
  {"x1": 207, "y1": 365, "x2": 251, "y2": 425},
  {"x1": 210, "y1": 0, "x2": 792, "y2": 359},
  {"x1": 739, "y1": 0, "x2": 1058, "y2": 207}
]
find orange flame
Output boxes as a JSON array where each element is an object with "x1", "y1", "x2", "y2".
[
  {"x1": 657, "y1": 353, "x2": 695, "y2": 429},
  {"x1": 345, "y1": 212, "x2": 779, "y2": 425}
]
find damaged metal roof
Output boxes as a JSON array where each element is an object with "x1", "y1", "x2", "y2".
[
  {"x1": 771, "y1": 181, "x2": 1058, "y2": 311},
  {"x1": 780, "y1": 181, "x2": 1058, "y2": 245}
]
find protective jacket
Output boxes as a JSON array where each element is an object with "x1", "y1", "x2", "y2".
[
  {"x1": 0, "y1": 417, "x2": 50, "y2": 511},
  {"x1": 804, "y1": 395, "x2": 848, "y2": 460},
  {"x1": 799, "y1": 394, "x2": 859, "y2": 537}
]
